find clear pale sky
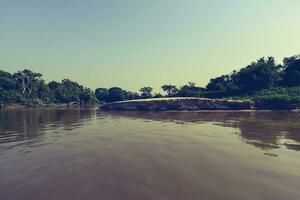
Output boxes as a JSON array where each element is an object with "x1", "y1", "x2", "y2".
[{"x1": 1, "y1": 0, "x2": 300, "y2": 92}]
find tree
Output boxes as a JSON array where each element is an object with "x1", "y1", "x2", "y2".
[
  {"x1": 48, "y1": 81, "x2": 60, "y2": 90},
  {"x1": 234, "y1": 57, "x2": 280, "y2": 92},
  {"x1": 37, "y1": 80, "x2": 53, "y2": 103},
  {"x1": 13, "y1": 69, "x2": 43, "y2": 98},
  {"x1": 0, "y1": 69, "x2": 98, "y2": 105},
  {"x1": 0, "y1": 70, "x2": 16, "y2": 90},
  {"x1": 51, "y1": 79, "x2": 84, "y2": 103},
  {"x1": 206, "y1": 75, "x2": 229, "y2": 92},
  {"x1": 95, "y1": 88, "x2": 109, "y2": 102},
  {"x1": 140, "y1": 87, "x2": 153, "y2": 98},
  {"x1": 80, "y1": 88, "x2": 97, "y2": 104},
  {"x1": 282, "y1": 55, "x2": 300, "y2": 87},
  {"x1": 153, "y1": 93, "x2": 163, "y2": 98},
  {"x1": 108, "y1": 87, "x2": 125, "y2": 102},
  {"x1": 124, "y1": 91, "x2": 140, "y2": 100},
  {"x1": 177, "y1": 82, "x2": 205, "y2": 97},
  {"x1": 161, "y1": 85, "x2": 178, "y2": 96},
  {"x1": 206, "y1": 57, "x2": 281, "y2": 96}
]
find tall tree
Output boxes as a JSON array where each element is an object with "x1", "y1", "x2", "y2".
[
  {"x1": 140, "y1": 87, "x2": 153, "y2": 98},
  {"x1": 234, "y1": 57, "x2": 280, "y2": 92},
  {"x1": 177, "y1": 82, "x2": 204, "y2": 97},
  {"x1": 79, "y1": 88, "x2": 97, "y2": 104},
  {"x1": 0, "y1": 70, "x2": 16, "y2": 90},
  {"x1": 282, "y1": 55, "x2": 300, "y2": 87},
  {"x1": 13, "y1": 69, "x2": 43, "y2": 98},
  {"x1": 206, "y1": 57, "x2": 281, "y2": 96},
  {"x1": 108, "y1": 87, "x2": 125, "y2": 102},
  {"x1": 95, "y1": 88, "x2": 109, "y2": 102},
  {"x1": 161, "y1": 85, "x2": 178, "y2": 96}
]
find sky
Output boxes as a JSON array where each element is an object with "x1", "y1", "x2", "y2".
[{"x1": 1, "y1": 0, "x2": 300, "y2": 92}]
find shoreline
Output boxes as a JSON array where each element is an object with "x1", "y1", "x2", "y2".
[
  {"x1": 101, "y1": 97, "x2": 254, "y2": 111},
  {"x1": 100, "y1": 97, "x2": 300, "y2": 112},
  {"x1": 102, "y1": 109, "x2": 300, "y2": 113},
  {"x1": 0, "y1": 103, "x2": 100, "y2": 110},
  {"x1": 1, "y1": 104, "x2": 299, "y2": 112}
]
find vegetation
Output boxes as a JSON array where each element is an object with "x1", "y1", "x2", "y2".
[
  {"x1": 1, "y1": 54, "x2": 300, "y2": 109},
  {"x1": 0, "y1": 69, "x2": 98, "y2": 107},
  {"x1": 202, "y1": 55, "x2": 300, "y2": 109},
  {"x1": 229, "y1": 87, "x2": 300, "y2": 110}
]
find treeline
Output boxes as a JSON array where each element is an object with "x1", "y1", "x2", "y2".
[
  {"x1": 94, "y1": 55, "x2": 300, "y2": 105},
  {"x1": 1, "y1": 54, "x2": 300, "y2": 108},
  {"x1": 205, "y1": 55, "x2": 300, "y2": 98},
  {"x1": 0, "y1": 70, "x2": 97, "y2": 106},
  {"x1": 156, "y1": 55, "x2": 300, "y2": 99}
]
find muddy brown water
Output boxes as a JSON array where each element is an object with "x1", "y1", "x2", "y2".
[{"x1": 0, "y1": 108, "x2": 299, "y2": 200}]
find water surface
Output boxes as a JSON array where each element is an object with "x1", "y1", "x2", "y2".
[{"x1": 0, "y1": 108, "x2": 299, "y2": 200}]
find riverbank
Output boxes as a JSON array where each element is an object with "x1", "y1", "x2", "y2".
[
  {"x1": 2, "y1": 97, "x2": 300, "y2": 112},
  {"x1": 0, "y1": 103, "x2": 99, "y2": 110},
  {"x1": 101, "y1": 97, "x2": 254, "y2": 111}
]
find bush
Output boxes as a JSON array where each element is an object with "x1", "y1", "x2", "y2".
[
  {"x1": 0, "y1": 89, "x2": 25, "y2": 104},
  {"x1": 254, "y1": 95, "x2": 300, "y2": 110}
]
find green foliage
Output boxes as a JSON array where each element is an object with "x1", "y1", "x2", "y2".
[
  {"x1": 206, "y1": 57, "x2": 282, "y2": 96},
  {"x1": 254, "y1": 95, "x2": 300, "y2": 110},
  {"x1": 0, "y1": 70, "x2": 16, "y2": 90},
  {"x1": 153, "y1": 93, "x2": 163, "y2": 98},
  {"x1": 124, "y1": 91, "x2": 139, "y2": 100},
  {"x1": 1, "y1": 54, "x2": 300, "y2": 109},
  {"x1": 140, "y1": 87, "x2": 153, "y2": 98},
  {"x1": 0, "y1": 89, "x2": 25, "y2": 104},
  {"x1": 177, "y1": 82, "x2": 205, "y2": 97},
  {"x1": 108, "y1": 87, "x2": 126, "y2": 102},
  {"x1": 0, "y1": 69, "x2": 97, "y2": 106},
  {"x1": 95, "y1": 87, "x2": 140, "y2": 103},
  {"x1": 79, "y1": 88, "x2": 97, "y2": 104},
  {"x1": 161, "y1": 85, "x2": 178, "y2": 96},
  {"x1": 282, "y1": 55, "x2": 300, "y2": 87},
  {"x1": 13, "y1": 69, "x2": 43, "y2": 99},
  {"x1": 53, "y1": 79, "x2": 84, "y2": 103},
  {"x1": 95, "y1": 88, "x2": 109, "y2": 102},
  {"x1": 227, "y1": 87, "x2": 300, "y2": 109}
]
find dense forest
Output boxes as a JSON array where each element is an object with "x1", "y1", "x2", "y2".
[{"x1": 1, "y1": 54, "x2": 300, "y2": 109}]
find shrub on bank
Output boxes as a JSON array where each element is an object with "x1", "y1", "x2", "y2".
[
  {"x1": 253, "y1": 95, "x2": 300, "y2": 110},
  {"x1": 226, "y1": 87, "x2": 300, "y2": 110}
]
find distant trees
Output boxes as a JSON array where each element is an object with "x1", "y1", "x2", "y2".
[
  {"x1": 140, "y1": 87, "x2": 153, "y2": 98},
  {"x1": 47, "y1": 79, "x2": 97, "y2": 104},
  {"x1": 153, "y1": 93, "x2": 163, "y2": 98},
  {"x1": 205, "y1": 57, "x2": 283, "y2": 97},
  {"x1": 107, "y1": 87, "x2": 126, "y2": 102},
  {"x1": 2, "y1": 54, "x2": 300, "y2": 108},
  {"x1": 0, "y1": 69, "x2": 97, "y2": 106},
  {"x1": 177, "y1": 82, "x2": 205, "y2": 97},
  {"x1": 53, "y1": 79, "x2": 85, "y2": 103},
  {"x1": 124, "y1": 91, "x2": 139, "y2": 100},
  {"x1": 161, "y1": 85, "x2": 178, "y2": 96},
  {"x1": 37, "y1": 80, "x2": 53, "y2": 103},
  {"x1": 79, "y1": 88, "x2": 97, "y2": 104},
  {"x1": 235, "y1": 57, "x2": 281, "y2": 92},
  {"x1": 95, "y1": 87, "x2": 140, "y2": 102},
  {"x1": 282, "y1": 55, "x2": 300, "y2": 87},
  {"x1": 13, "y1": 69, "x2": 43, "y2": 98},
  {"x1": 95, "y1": 88, "x2": 109, "y2": 102},
  {"x1": 207, "y1": 75, "x2": 234, "y2": 92},
  {"x1": 0, "y1": 70, "x2": 16, "y2": 90}
]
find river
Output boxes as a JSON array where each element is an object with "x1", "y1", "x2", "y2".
[{"x1": 0, "y1": 108, "x2": 299, "y2": 200}]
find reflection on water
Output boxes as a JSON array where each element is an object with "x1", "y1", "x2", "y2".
[
  {"x1": 0, "y1": 108, "x2": 299, "y2": 200},
  {"x1": 0, "y1": 108, "x2": 94, "y2": 151},
  {"x1": 103, "y1": 111, "x2": 300, "y2": 152}
]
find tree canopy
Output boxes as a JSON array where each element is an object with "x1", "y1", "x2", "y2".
[{"x1": 1, "y1": 54, "x2": 300, "y2": 108}]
